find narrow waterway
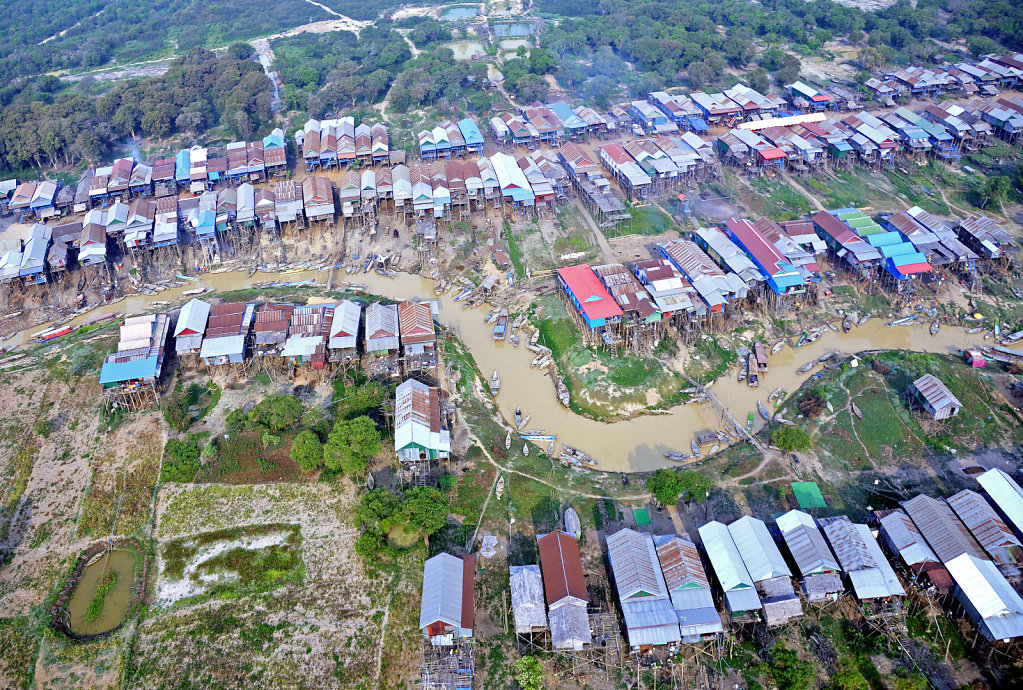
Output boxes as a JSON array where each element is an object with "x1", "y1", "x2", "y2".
[{"x1": 22, "y1": 268, "x2": 1003, "y2": 472}]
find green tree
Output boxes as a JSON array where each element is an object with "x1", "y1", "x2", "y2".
[
  {"x1": 677, "y1": 470, "x2": 713, "y2": 504},
  {"x1": 354, "y1": 488, "x2": 401, "y2": 531},
  {"x1": 161, "y1": 434, "x2": 204, "y2": 482},
  {"x1": 747, "y1": 67, "x2": 771, "y2": 96},
  {"x1": 828, "y1": 661, "x2": 869, "y2": 690},
  {"x1": 647, "y1": 468, "x2": 685, "y2": 505},
  {"x1": 334, "y1": 379, "x2": 387, "y2": 419},
  {"x1": 982, "y1": 175, "x2": 1011, "y2": 205},
  {"x1": 770, "y1": 645, "x2": 815, "y2": 690},
  {"x1": 291, "y1": 430, "x2": 324, "y2": 472},
  {"x1": 225, "y1": 408, "x2": 248, "y2": 433},
  {"x1": 399, "y1": 486, "x2": 449, "y2": 543},
  {"x1": 249, "y1": 395, "x2": 304, "y2": 433},
  {"x1": 773, "y1": 426, "x2": 812, "y2": 452},
  {"x1": 514, "y1": 656, "x2": 545, "y2": 690},
  {"x1": 324, "y1": 416, "x2": 382, "y2": 474}
]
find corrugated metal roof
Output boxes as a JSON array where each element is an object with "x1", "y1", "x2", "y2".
[
  {"x1": 509, "y1": 565, "x2": 548, "y2": 633},
  {"x1": 175, "y1": 299, "x2": 210, "y2": 337},
  {"x1": 420, "y1": 553, "x2": 473, "y2": 631},
  {"x1": 820, "y1": 517, "x2": 905, "y2": 599},
  {"x1": 398, "y1": 300, "x2": 435, "y2": 344},
  {"x1": 653, "y1": 535, "x2": 709, "y2": 590},
  {"x1": 698, "y1": 521, "x2": 757, "y2": 597},
  {"x1": 549, "y1": 602, "x2": 591, "y2": 650},
  {"x1": 947, "y1": 490, "x2": 1022, "y2": 567},
  {"x1": 879, "y1": 510, "x2": 939, "y2": 568},
  {"x1": 910, "y1": 374, "x2": 962, "y2": 413},
  {"x1": 394, "y1": 378, "x2": 449, "y2": 454},
  {"x1": 775, "y1": 510, "x2": 840, "y2": 576},
  {"x1": 946, "y1": 553, "x2": 1023, "y2": 641},
  {"x1": 607, "y1": 528, "x2": 667, "y2": 599},
  {"x1": 537, "y1": 531, "x2": 588, "y2": 606},
  {"x1": 619, "y1": 598, "x2": 681, "y2": 647},
  {"x1": 977, "y1": 469, "x2": 1023, "y2": 538},
  {"x1": 728, "y1": 516, "x2": 791, "y2": 582},
  {"x1": 903, "y1": 494, "x2": 988, "y2": 563},
  {"x1": 328, "y1": 300, "x2": 361, "y2": 350}
]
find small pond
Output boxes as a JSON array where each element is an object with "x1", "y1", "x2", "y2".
[
  {"x1": 66, "y1": 550, "x2": 136, "y2": 637},
  {"x1": 493, "y1": 22, "x2": 535, "y2": 37},
  {"x1": 444, "y1": 40, "x2": 487, "y2": 60},
  {"x1": 499, "y1": 39, "x2": 530, "y2": 52},
  {"x1": 440, "y1": 5, "x2": 480, "y2": 20}
]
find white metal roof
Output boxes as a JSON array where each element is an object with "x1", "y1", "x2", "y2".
[
  {"x1": 200, "y1": 334, "x2": 246, "y2": 359},
  {"x1": 698, "y1": 521, "x2": 757, "y2": 597},
  {"x1": 549, "y1": 603, "x2": 590, "y2": 650},
  {"x1": 946, "y1": 553, "x2": 1023, "y2": 641},
  {"x1": 328, "y1": 300, "x2": 361, "y2": 350},
  {"x1": 420, "y1": 553, "x2": 468, "y2": 630},
  {"x1": 619, "y1": 597, "x2": 681, "y2": 647},
  {"x1": 175, "y1": 299, "x2": 211, "y2": 337},
  {"x1": 606, "y1": 528, "x2": 667, "y2": 599},
  {"x1": 775, "y1": 510, "x2": 840, "y2": 576},
  {"x1": 977, "y1": 469, "x2": 1023, "y2": 538},
  {"x1": 728, "y1": 516, "x2": 791, "y2": 582},
  {"x1": 879, "y1": 511, "x2": 939, "y2": 568}
]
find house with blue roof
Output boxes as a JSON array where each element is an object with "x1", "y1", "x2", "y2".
[
  {"x1": 99, "y1": 313, "x2": 171, "y2": 409},
  {"x1": 457, "y1": 118, "x2": 485, "y2": 154},
  {"x1": 724, "y1": 219, "x2": 805, "y2": 296}
]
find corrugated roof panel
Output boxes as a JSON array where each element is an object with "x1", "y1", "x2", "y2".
[
  {"x1": 537, "y1": 531, "x2": 588, "y2": 606},
  {"x1": 728, "y1": 516, "x2": 791, "y2": 582},
  {"x1": 977, "y1": 469, "x2": 1023, "y2": 537},
  {"x1": 775, "y1": 510, "x2": 840, "y2": 576},
  {"x1": 947, "y1": 490, "x2": 1022, "y2": 567},
  {"x1": 698, "y1": 521, "x2": 756, "y2": 595},
  {"x1": 903, "y1": 494, "x2": 988, "y2": 563},
  {"x1": 946, "y1": 553, "x2": 1023, "y2": 640},
  {"x1": 509, "y1": 565, "x2": 548, "y2": 633},
  {"x1": 607, "y1": 529, "x2": 667, "y2": 599},
  {"x1": 879, "y1": 511, "x2": 939, "y2": 568}
]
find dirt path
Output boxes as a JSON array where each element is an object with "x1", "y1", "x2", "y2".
[
  {"x1": 572, "y1": 199, "x2": 615, "y2": 261},
  {"x1": 782, "y1": 173, "x2": 826, "y2": 211},
  {"x1": 723, "y1": 451, "x2": 795, "y2": 485},
  {"x1": 374, "y1": 584, "x2": 394, "y2": 685}
]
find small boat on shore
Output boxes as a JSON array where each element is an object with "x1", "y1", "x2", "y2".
[
  {"x1": 796, "y1": 361, "x2": 816, "y2": 375},
  {"x1": 547, "y1": 439, "x2": 555, "y2": 456},
  {"x1": 775, "y1": 390, "x2": 788, "y2": 407},
  {"x1": 556, "y1": 379, "x2": 570, "y2": 407},
  {"x1": 517, "y1": 414, "x2": 530, "y2": 431},
  {"x1": 964, "y1": 327, "x2": 984, "y2": 334},
  {"x1": 888, "y1": 314, "x2": 918, "y2": 327},
  {"x1": 530, "y1": 330, "x2": 540, "y2": 347},
  {"x1": 850, "y1": 402, "x2": 864, "y2": 420},
  {"x1": 521, "y1": 430, "x2": 556, "y2": 441},
  {"x1": 181, "y1": 286, "x2": 212, "y2": 297},
  {"x1": 842, "y1": 315, "x2": 853, "y2": 332},
  {"x1": 690, "y1": 440, "x2": 700, "y2": 457},
  {"x1": 757, "y1": 400, "x2": 770, "y2": 420},
  {"x1": 746, "y1": 412, "x2": 754, "y2": 432},
  {"x1": 930, "y1": 321, "x2": 940, "y2": 336},
  {"x1": 768, "y1": 388, "x2": 782, "y2": 403},
  {"x1": 523, "y1": 442, "x2": 530, "y2": 457},
  {"x1": 665, "y1": 452, "x2": 692, "y2": 463},
  {"x1": 771, "y1": 341, "x2": 785, "y2": 355},
  {"x1": 485, "y1": 309, "x2": 499, "y2": 324},
  {"x1": 737, "y1": 365, "x2": 746, "y2": 383},
  {"x1": 505, "y1": 431, "x2": 511, "y2": 450},
  {"x1": 493, "y1": 309, "x2": 508, "y2": 340},
  {"x1": 746, "y1": 354, "x2": 759, "y2": 387},
  {"x1": 827, "y1": 321, "x2": 839, "y2": 332},
  {"x1": 535, "y1": 355, "x2": 552, "y2": 369},
  {"x1": 775, "y1": 415, "x2": 795, "y2": 426},
  {"x1": 176, "y1": 274, "x2": 200, "y2": 282},
  {"x1": 858, "y1": 315, "x2": 871, "y2": 326},
  {"x1": 489, "y1": 370, "x2": 501, "y2": 396},
  {"x1": 514, "y1": 407, "x2": 522, "y2": 426},
  {"x1": 560, "y1": 445, "x2": 597, "y2": 470},
  {"x1": 806, "y1": 329, "x2": 823, "y2": 344}
]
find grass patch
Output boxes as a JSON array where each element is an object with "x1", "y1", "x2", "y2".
[
  {"x1": 85, "y1": 571, "x2": 119, "y2": 622},
  {"x1": 0, "y1": 617, "x2": 38, "y2": 689},
  {"x1": 78, "y1": 436, "x2": 161, "y2": 539},
  {"x1": 505, "y1": 220, "x2": 525, "y2": 278},
  {"x1": 748, "y1": 177, "x2": 812, "y2": 220},
  {"x1": 197, "y1": 429, "x2": 310, "y2": 484},
  {"x1": 625, "y1": 203, "x2": 675, "y2": 235}
]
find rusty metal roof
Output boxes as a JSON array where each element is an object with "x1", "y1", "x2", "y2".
[
  {"x1": 537, "y1": 531, "x2": 588, "y2": 606},
  {"x1": 947, "y1": 490, "x2": 1022, "y2": 567},
  {"x1": 903, "y1": 494, "x2": 988, "y2": 563},
  {"x1": 398, "y1": 300, "x2": 435, "y2": 344},
  {"x1": 654, "y1": 535, "x2": 709, "y2": 590}
]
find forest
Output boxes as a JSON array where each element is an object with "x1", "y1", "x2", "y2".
[{"x1": 0, "y1": 46, "x2": 270, "y2": 174}]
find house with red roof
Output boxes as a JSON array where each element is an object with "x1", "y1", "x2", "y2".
[{"x1": 555, "y1": 264, "x2": 623, "y2": 329}]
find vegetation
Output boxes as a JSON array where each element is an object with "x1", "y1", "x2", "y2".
[
  {"x1": 769, "y1": 643, "x2": 816, "y2": 690},
  {"x1": 513, "y1": 656, "x2": 545, "y2": 690},
  {"x1": 352, "y1": 485, "x2": 451, "y2": 561},
  {"x1": 773, "y1": 426, "x2": 812, "y2": 452},
  {"x1": 323, "y1": 415, "x2": 382, "y2": 475},
  {"x1": 646, "y1": 468, "x2": 713, "y2": 506},
  {"x1": 290, "y1": 430, "x2": 324, "y2": 472},
  {"x1": 161, "y1": 433, "x2": 206, "y2": 483},
  {"x1": 164, "y1": 382, "x2": 220, "y2": 432},
  {"x1": 247, "y1": 395, "x2": 304, "y2": 434},
  {"x1": 84, "y1": 570, "x2": 118, "y2": 622}
]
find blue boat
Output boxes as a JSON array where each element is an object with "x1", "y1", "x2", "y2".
[{"x1": 690, "y1": 440, "x2": 700, "y2": 457}]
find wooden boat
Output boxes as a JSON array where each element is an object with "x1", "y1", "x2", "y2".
[
  {"x1": 485, "y1": 309, "x2": 499, "y2": 324},
  {"x1": 560, "y1": 445, "x2": 597, "y2": 470},
  {"x1": 806, "y1": 329, "x2": 823, "y2": 344},
  {"x1": 514, "y1": 407, "x2": 522, "y2": 426},
  {"x1": 858, "y1": 315, "x2": 871, "y2": 326},
  {"x1": 768, "y1": 387, "x2": 782, "y2": 403},
  {"x1": 746, "y1": 412, "x2": 754, "y2": 432},
  {"x1": 887, "y1": 314, "x2": 918, "y2": 327},
  {"x1": 746, "y1": 354, "x2": 759, "y2": 387},
  {"x1": 796, "y1": 332, "x2": 809, "y2": 348},
  {"x1": 708, "y1": 442, "x2": 721, "y2": 455},
  {"x1": 737, "y1": 365, "x2": 746, "y2": 383},
  {"x1": 535, "y1": 355, "x2": 552, "y2": 369},
  {"x1": 556, "y1": 379, "x2": 570, "y2": 407},
  {"x1": 775, "y1": 390, "x2": 787, "y2": 407},
  {"x1": 510, "y1": 333, "x2": 520, "y2": 347},
  {"x1": 665, "y1": 452, "x2": 692, "y2": 463},
  {"x1": 517, "y1": 414, "x2": 530, "y2": 431},
  {"x1": 181, "y1": 286, "x2": 210, "y2": 297},
  {"x1": 547, "y1": 439, "x2": 556, "y2": 455},
  {"x1": 775, "y1": 415, "x2": 795, "y2": 426},
  {"x1": 930, "y1": 321, "x2": 940, "y2": 336},
  {"x1": 521, "y1": 430, "x2": 556, "y2": 441},
  {"x1": 771, "y1": 341, "x2": 784, "y2": 355},
  {"x1": 175, "y1": 273, "x2": 200, "y2": 282},
  {"x1": 523, "y1": 442, "x2": 530, "y2": 457},
  {"x1": 850, "y1": 402, "x2": 864, "y2": 420},
  {"x1": 796, "y1": 361, "x2": 816, "y2": 375},
  {"x1": 690, "y1": 440, "x2": 700, "y2": 457},
  {"x1": 496, "y1": 476, "x2": 505, "y2": 498},
  {"x1": 842, "y1": 315, "x2": 853, "y2": 332},
  {"x1": 530, "y1": 330, "x2": 540, "y2": 347},
  {"x1": 758, "y1": 400, "x2": 770, "y2": 420},
  {"x1": 754, "y1": 342, "x2": 768, "y2": 372},
  {"x1": 489, "y1": 370, "x2": 500, "y2": 396},
  {"x1": 964, "y1": 327, "x2": 984, "y2": 334},
  {"x1": 505, "y1": 431, "x2": 511, "y2": 450},
  {"x1": 827, "y1": 321, "x2": 839, "y2": 332}
]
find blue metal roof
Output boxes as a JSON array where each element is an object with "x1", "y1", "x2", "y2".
[
  {"x1": 457, "y1": 118, "x2": 484, "y2": 146},
  {"x1": 100, "y1": 356, "x2": 160, "y2": 385},
  {"x1": 866, "y1": 231, "x2": 903, "y2": 248},
  {"x1": 175, "y1": 150, "x2": 190, "y2": 182},
  {"x1": 689, "y1": 118, "x2": 709, "y2": 132},
  {"x1": 830, "y1": 141, "x2": 853, "y2": 152}
]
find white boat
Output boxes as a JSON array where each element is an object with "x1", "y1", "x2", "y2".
[
  {"x1": 489, "y1": 370, "x2": 500, "y2": 396},
  {"x1": 517, "y1": 414, "x2": 530, "y2": 431},
  {"x1": 514, "y1": 406, "x2": 522, "y2": 426},
  {"x1": 547, "y1": 439, "x2": 556, "y2": 455},
  {"x1": 556, "y1": 379, "x2": 570, "y2": 407},
  {"x1": 530, "y1": 330, "x2": 540, "y2": 347},
  {"x1": 505, "y1": 431, "x2": 511, "y2": 450},
  {"x1": 775, "y1": 415, "x2": 795, "y2": 426},
  {"x1": 771, "y1": 341, "x2": 784, "y2": 355},
  {"x1": 496, "y1": 476, "x2": 505, "y2": 498},
  {"x1": 523, "y1": 442, "x2": 530, "y2": 457}
]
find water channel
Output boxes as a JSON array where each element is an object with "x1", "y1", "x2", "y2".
[
  {"x1": 23, "y1": 267, "x2": 1007, "y2": 473},
  {"x1": 66, "y1": 550, "x2": 136, "y2": 637}
]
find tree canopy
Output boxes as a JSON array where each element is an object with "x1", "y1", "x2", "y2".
[
  {"x1": 646, "y1": 468, "x2": 713, "y2": 505},
  {"x1": 290, "y1": 430, "x2": 324, "y2": 472},
  {"x1": 323, "y1": 415, "x2": 382, "y2": 474}
]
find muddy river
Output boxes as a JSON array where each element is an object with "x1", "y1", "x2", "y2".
[
  {"x1": 18, "y1": 267, "x2": 1002, "y2": 472},
  {"x1": 66, "y1": 549, "x2": 136, "y2": 636}
]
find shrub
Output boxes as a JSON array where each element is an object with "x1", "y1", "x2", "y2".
[
  {"x1": 85, "y1": 571, "x2": 118, "y2": 622},
  {"x1": 769, "y1": 644, "x2": 815, "y2": 690},
  {"x1": 323, "y1": 416, "x2": 382, "y2": 474},
  {"x1": 34, "y1": 418, "x2": 52, "y2": 437},
  {"x1": 249, "y1": 395, "x2": 304, "y2": 433},
  {"x1": 514, "y1": 656, "x2": 545, "y2": 690},
  {"x1": 773, "y1": 426, "x2": 812, "y2": 452},
  {"x1": 291, "y1": 430, "x2": 324, "y2": 472},
  {"x1": 225, "y1": 408, "x2": 248, "y2": 433},
  {"x1": 161, "y1": 434, "x2": 204, "y2": 482}
]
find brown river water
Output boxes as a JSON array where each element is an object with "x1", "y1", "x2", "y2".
[
  {"x1": 66, "y1": 549, "x2": 136, "y2": 636},
  {"x1": 15, "y1": 268, "x2": 1010, "y2": 472}
]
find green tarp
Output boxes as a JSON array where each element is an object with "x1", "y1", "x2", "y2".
[
  {"x1": 632, "y1": 508, "x2": 651, "y2": 526},
  {"x1": 792, "y1": 482, "x2": 827, "y2": 509}
]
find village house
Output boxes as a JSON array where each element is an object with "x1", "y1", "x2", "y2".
[{"x1": 420, "y1": 553, "x2": 475, "y2": 646}]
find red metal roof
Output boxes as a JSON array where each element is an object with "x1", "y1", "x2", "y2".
[
  {"x1": 812, "y1": 211, "x2": 857, "y2": 245},
  {"x1": 398, "y1": 300, "x2": 436, "y2": 343},
  {"x1": 725, "y1": 218, "x2": 787, "y2": 275},
  {"x1": 537, "y1": 532, "x2": 588, "y2": 605},
  {"x1": 556, "y1": 265, "x2": 623, "y2": 322},
  {"x1": 757, "y1": 147, "x2": 787, "y2": 161}
]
